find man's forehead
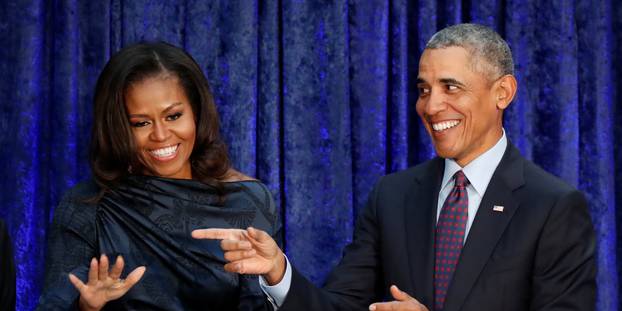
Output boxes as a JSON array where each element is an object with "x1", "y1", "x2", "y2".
[
  {"x1": 418, "y1": 48, "x2": 469, "y2": 75},
  {"x1": 419, "y1": 46, "x2": 471, "y2": 67},
  {"x1": 417, "y1": 46, "x2": 493, "y2": 82}
]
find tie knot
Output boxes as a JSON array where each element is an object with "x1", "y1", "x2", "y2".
[{"x1": 454, "y1": 170, "x2": 469, "y2": 187}]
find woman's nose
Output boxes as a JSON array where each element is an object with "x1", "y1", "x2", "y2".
[{"x1": 149, "y1": 122, "x2": 171, "y2": 141}]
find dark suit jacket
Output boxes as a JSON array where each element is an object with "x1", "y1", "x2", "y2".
[
  {"x1": 280, "y1": 143, "x2": 596, "y2": 311},
  {"x1": 0, "y1": 219, "x2": 16, "y2": 311}
]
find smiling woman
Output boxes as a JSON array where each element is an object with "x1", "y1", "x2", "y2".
[
  {"x1": 89, "y1": 42, "x2": 231, "y2": 196},
  {"x1": 37, "y1": 42, "x2": 280, "y2": 310},
  {"x1": 125, "y1": 77, "x2": 196, "y2": 179}
]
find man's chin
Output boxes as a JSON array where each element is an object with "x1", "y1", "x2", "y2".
[{"x1": 432, "y1": 146, "x2": 457, "y2": 160}]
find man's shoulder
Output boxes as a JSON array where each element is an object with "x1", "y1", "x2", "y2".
[
  {"x1": 493, "y1": 143, "x2": 579, "y2": 198},
  {"x1": 377, "y1": 157, "x2": 442, "y2": 190},
  {"x1": 519, "y1": 160, "x2": 581, "y2": 203}
]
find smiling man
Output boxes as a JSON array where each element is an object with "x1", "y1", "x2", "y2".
[{"x1": 193, "y1": 23, "x2": 596, "y2": 311}]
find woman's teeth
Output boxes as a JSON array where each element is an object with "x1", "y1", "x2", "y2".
[
  {"x1": 432, "y1": 120, "x2": 460, "y2": 132},
  {"x1": 149, "y1": 145, "x2": 178, "y2": 158}
]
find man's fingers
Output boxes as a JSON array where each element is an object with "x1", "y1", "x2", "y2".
[
  {"x1": 192, "y1": 228, "x2": 244, "y2": 240},
  {"x1": 369, "y1": 286, "x2": 425, "y2": 311},
  {"x1": 247, "y1": 227, "x2": 272, "y2": 243},
  {"x1": 224, "y1": 249, "x2": 256, "y2": 262},
  {"x1": 369, "y1": 301, "x2": 398, "y2": 311},
  {"x1": 109, "y1": 255, "x2": 125, "y2": 280},
  {"x1": 123, "y1": 266, "x2": 146, "y2": 289},
  {"x1": 68, "y1": 273, "x2": 86, "y2": 293},
  {"x1": 99, "y1": 254, "x2": 109, "y2": 280},
  {"x1": 390, "y1": 285, "x2": 412, "y2": 301},
  {"x1": 221, "y1": 239, "x2": 252, "y2": 251},
  {"x1": 87, "y1": 257, "x2": 98, "y2": 283},
  {"x1": 223, "y1": 259, "x2": 260, "y2": 275}
]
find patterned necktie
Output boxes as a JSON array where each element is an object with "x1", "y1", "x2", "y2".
[{"x1": 434, "y1": 170, "x2": 469, "y2": 311}]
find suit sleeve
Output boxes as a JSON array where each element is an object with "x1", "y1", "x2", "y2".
[
  {"x1": 531, "y1": 190, "x2": 596, "y2": 310},
  {"x1": 0, "y1": 220, "x2": 16, "y2": 311},
  {"x1": 280, "y1": 178, "x2": 384, "y2": 311}
]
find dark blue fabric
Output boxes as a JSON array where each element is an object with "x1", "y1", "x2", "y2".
[
  {"x1": 37, "y1": 177, "x2": 278, "y2": 310},
  {"x1": 0, "y1": 1, "x2": 619, "y2": 310}
]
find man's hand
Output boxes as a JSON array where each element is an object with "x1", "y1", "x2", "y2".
[
  {"x1": 369, "y1": 285, "x2": 429, "y2": 311},
  {"x1": 68, "y1": 254, "x2": 146, "y2": 311},
  {"x1": 191, "y1": 227, "x2": 286, "y2": 285}
]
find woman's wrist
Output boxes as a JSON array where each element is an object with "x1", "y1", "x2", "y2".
[{"x1": 78, "y1": 297, "x2": 101, "y2": 311}]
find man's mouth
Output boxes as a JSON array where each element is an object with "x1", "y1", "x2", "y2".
[
  {"x1": 148, "y1": 144, "x2": 179, "y2": 160},
  {"x1": 431, "y1": 120, "x2": 460, "y2": 132}
]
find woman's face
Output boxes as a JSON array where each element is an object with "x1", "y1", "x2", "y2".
[{"x1": 125, "y1": 75, "x2": 196, "y2": 179}]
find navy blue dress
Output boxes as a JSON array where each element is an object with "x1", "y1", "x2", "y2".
[{"x1": 38, "y1": 176, "x2": 280, "y2": 310}]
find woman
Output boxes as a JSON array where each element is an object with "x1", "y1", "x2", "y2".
[{"x1": 38, "y1": 42, "x2": 280, "y2": 310}]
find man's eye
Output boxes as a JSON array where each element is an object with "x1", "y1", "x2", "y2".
[
  {"x1": 418, "y1": 87, "x2": 431, "y2": 95},
  {"x1": 446, "y1": 85, "x2": 459, "y2": 91},
  {"x1": 166, "y1": 112, "x2": 182, "y2": 121},
  {"x1": 131, "y1": 121, "x2": 150, "y2": 127}
]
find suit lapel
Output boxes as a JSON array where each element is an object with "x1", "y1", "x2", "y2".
[
  {"x1": 442, "y1": 144, "x2": 525, "y2": 311},
  {"x1": 405, "y1": 158, "x2": 444, "y2": 307}
]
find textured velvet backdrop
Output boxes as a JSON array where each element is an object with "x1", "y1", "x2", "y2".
[{"x1": 0, "y1": 0, "x2": 619, "y2": 310}]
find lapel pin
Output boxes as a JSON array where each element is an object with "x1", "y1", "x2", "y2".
[{"x1": 493, "y1": 205, "x2": 504, "y2": 212}]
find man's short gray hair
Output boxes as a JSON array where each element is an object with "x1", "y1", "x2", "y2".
[{"x1": 426, "y1": 23, "x2": 514, "y2": 79}]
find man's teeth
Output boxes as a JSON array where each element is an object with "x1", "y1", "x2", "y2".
[
  {"x1": 432, "y1": 120, "x2": 460, "y2": 132},
  {"x1": 150, "y1": 145, "x2": 178, "y2": 157}
]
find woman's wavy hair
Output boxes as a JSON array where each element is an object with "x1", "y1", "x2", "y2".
[{"x1": 90, "y1": 42, "x2": 231, "y2": 199}]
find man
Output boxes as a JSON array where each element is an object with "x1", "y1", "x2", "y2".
[
  {"x1": 0, "y1": 219, "x2": 16, "y2": 310},
  {"x1": 192, "y1": 23, "x2": 596, "y2": 310}
]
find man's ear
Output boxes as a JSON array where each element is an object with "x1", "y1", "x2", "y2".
[{"x1": 494, "y1": 75, "x2": 517, "y2": 110}]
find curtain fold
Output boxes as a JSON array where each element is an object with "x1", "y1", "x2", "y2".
[
  {"x1": 281, "y1": 0, "x2": 354, "y2": 283},
  {"x1": 0, "y1": 0, "x2": 618, "y2": 309}
]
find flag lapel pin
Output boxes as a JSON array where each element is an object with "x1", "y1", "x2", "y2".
[{"x1": 493, "y1": 205, "x2": 504, "y2": 212}]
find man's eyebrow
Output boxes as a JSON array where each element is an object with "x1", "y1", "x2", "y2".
[
  {"x1": 439, "y1": 78, "x2": 466, "y2": 87},
  {"x1": 416, "y1": 77, "x2": 427, "y2": 84}
]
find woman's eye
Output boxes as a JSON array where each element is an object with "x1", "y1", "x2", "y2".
[
  {"x1": 166, "y1": 112, "x2": 182, "y2": 121},
  {"x1": 131, "y1": 121, "x2": 150, "y2": 127}
]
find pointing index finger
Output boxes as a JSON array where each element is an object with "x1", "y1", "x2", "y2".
[{"x1": 192, "y1": 228, "x2": 245, "y2": 240}]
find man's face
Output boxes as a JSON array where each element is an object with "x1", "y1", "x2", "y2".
[{"x1": 416, "y1": 46, "x2": 505, "y2": 167}]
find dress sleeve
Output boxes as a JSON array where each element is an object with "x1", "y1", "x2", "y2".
[
  {"x1": 237, "y1": 182, "x2": 281, "y2": 311},
  {"x1": 37, "y1": 184, "x2": 99, "y2": 310}
]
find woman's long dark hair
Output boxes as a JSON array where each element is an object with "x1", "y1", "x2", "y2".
[{"x1": 90, "y1": 42, "x2": 231, "y2": 200}]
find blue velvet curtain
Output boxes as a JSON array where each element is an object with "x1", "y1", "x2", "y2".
[{"x1": 0, "y1": 1, "x2": 619, "y2": 310}]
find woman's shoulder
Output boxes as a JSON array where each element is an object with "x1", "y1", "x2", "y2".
[
  {"x1": 63, "y1": 179, "x2": 100, "y2": 201},
  {"x1": 220, "y1": 171, "x2": 279, "y2": 230},
  {"x1": 220, "y1": 169, "x2": 271, "y2": 195},
  {"x1": 220, "y1": 169, "x2": 258, "y2": 183},
  {"x1": 53, "y1": 179, "x2": 100, "y2": 227}
]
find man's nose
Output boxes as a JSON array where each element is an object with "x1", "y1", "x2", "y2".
[
  {"x1": 149, "y1": 122, "x2": 170, "y2": 141},
  {"x1": 425, "y1": 90, "x2": 447, "y2": 115}
]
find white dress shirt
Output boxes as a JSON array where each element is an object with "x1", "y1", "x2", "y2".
[
  {"x1": 437, "y1": 129, "x2": 507, "y2": 242},
  {"x1": 260, "y1": 130, "x2": 508, "y2": 308}
]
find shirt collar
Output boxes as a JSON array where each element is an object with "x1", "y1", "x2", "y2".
[{"x1": 440, "y1": 129, "x2": 508, "y2": 196}]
